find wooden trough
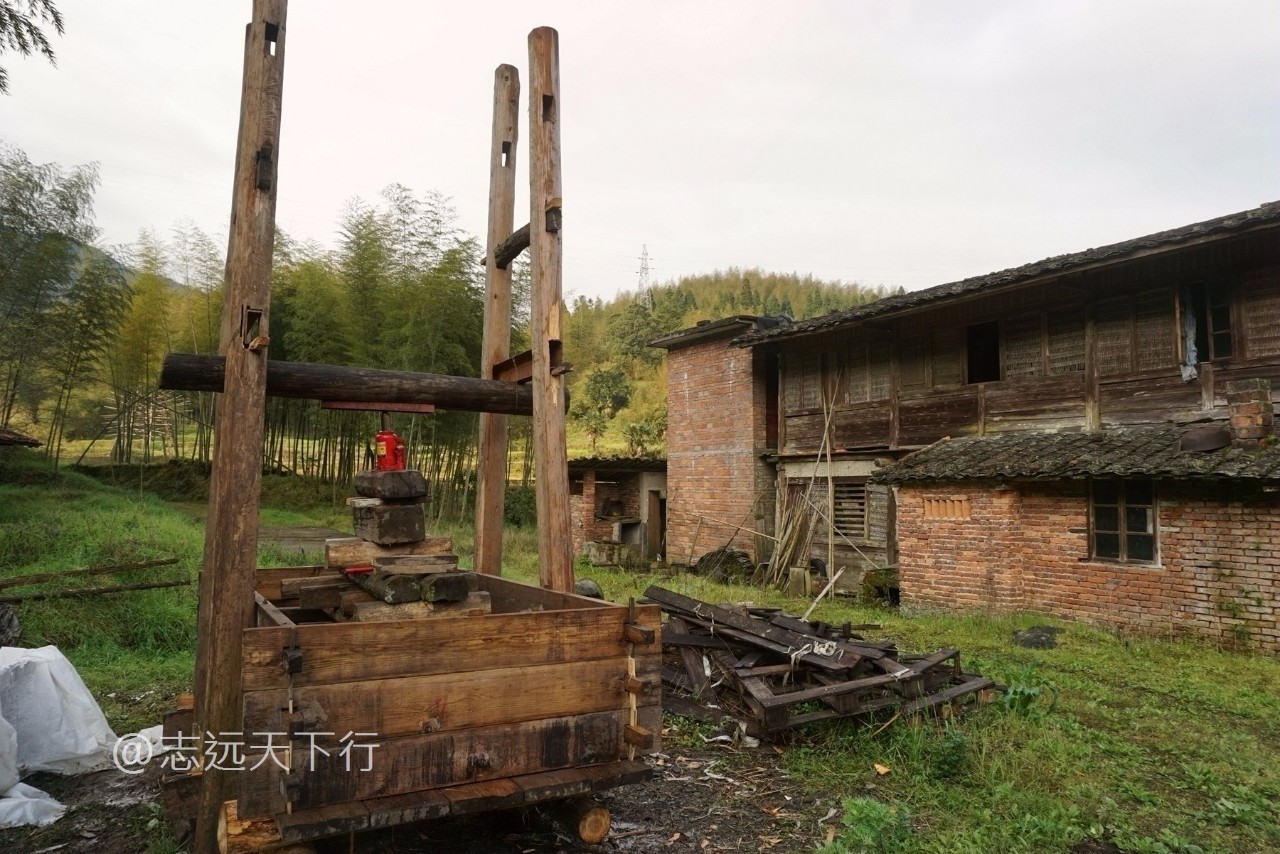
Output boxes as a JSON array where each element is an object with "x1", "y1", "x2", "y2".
[{"x1": 164, "y1": 566, "x2": 660, "y2": 851}]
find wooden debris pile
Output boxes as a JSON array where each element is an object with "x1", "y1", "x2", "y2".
[{"x1": 645, "y1": 585, "x2": 996, "y2": 736}]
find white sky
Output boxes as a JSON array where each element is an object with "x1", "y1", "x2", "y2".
[{"x1": 2, "y1": 1, "x2": 1277, "y2": 302}]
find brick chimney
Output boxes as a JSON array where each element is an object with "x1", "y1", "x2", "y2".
[{"x1": 1225, "y1": 378, "x2": 1275, "y2": 449}]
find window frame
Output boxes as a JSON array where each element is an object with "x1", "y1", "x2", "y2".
[
  {"x1": 1089, "y1": 478, "x2": 1159, "y2": 565},
  {"x1": 1187, "y1": 280, "x2": 1235, "y2": 363}
]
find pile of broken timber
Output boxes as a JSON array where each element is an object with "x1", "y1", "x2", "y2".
[
  {"x1": 268, "y1": 468, "x2": 489, "y2": 623},
  {"x1": 645, "y1": 586, "x2": 996, "y2": 736}
]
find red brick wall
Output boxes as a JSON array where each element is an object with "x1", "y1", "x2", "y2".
[
  {"x1": 569, "y1": 471, "x2": 641, "y2": 555},
  {"x1": 665, "y1": 336, "x2": 772, "y2": 564},
  {"x1": 898, "y1": 481, "x2": 1280, "y2": 651}
]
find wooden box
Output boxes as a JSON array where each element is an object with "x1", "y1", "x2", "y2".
[{"x1": 237, "y1": 568, "x2": 662, "y2": 832}]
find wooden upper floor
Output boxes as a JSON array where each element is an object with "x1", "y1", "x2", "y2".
[{"x1": 749, "y1": 206, "x2": 1280, "y2": 457}]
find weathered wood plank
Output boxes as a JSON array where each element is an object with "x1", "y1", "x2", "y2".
[
  {"x1": 242, "y1": 657, "x2": 652, "y2": 741},
  {"x1": 323, "y1": 536, "x2": 452, "y2": 569},
  {"x1": 242, "y1": 603, "x2": 660, "y2": 690}
]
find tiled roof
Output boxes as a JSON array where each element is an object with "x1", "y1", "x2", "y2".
[
  {"x1": 737, "y1": 201, "x2": 1280, "y2": 347},
  {"x1": 568, "y1": 457, "x2": 667, "y2": 473},
  {"x1": 0, "y1": 427, "x2": 41, "y2": 447},
  {"x1": 871, "y1": 424, "x2": 1280, "y2": 484}
]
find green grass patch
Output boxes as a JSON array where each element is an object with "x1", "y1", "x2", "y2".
[{"x1": 3, "y1": 449, "x2": 1278, "y2": 852}]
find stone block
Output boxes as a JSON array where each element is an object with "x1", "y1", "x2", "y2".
[
  {"x1": 355, "y1": 469, "x2": 429, "y2": 501},
  {"x1": 352, "y1": 503, "x2": 425, "y2": 545}
]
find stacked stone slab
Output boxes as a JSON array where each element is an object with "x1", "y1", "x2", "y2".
[
  {"x1": 348, "y1": 469, "x2": 431, "y2": 544},
  {"x1": 322, "y1": 469, "x2": 485, "y2": 618}
]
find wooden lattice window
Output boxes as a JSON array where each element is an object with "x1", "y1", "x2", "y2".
[
  {"x1": 1091, "y1": 479, "x2": 1157, "y2": 564},
  {"x1": 831, "y1": 479, "x2": 867, "y2": 540}
]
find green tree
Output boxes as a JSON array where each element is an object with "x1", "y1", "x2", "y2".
[
  {"x1": 0, "y1": 143, "x2": 100, "y2": 426},
  {"x1": 582, "y1": 365, "x2": 632, "y2": 417},
  {"x1": 0, "y1": 0, "x2": 63, "y2": 93}
]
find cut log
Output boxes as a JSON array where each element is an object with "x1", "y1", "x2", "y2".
[
  {"x1": 349, "y1": 570, "x2": 423, "y2": 604},
  {"x1": 545, "y1": 796, "x2": 610, "y2": 845},
  {"x1": 420, "y1": 571, "x2": 473, "y2": 603},
  {"x1": 324, "y1": 536, "x2": 452, "y2": 568},
  {"x1": 373, "y1": 555, "x2": 460, "y2": 574},
  {"x1": 159, "y1": 353, "x2": 537, "y2": 416}
]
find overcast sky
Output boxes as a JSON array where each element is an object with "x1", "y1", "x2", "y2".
[{"x1": 2, "y1": 1, "x2": 1277, "y2": 302}]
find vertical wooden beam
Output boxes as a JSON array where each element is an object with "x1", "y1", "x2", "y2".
[
  {"x1": 194, "y1": 2, "x2": 286, "y2": 851},
  {"x1": 1084, "y1": 296, "x2": 1100, "y2": 432},
  {"x1": 528, "y1": 27, "x2": 574, "y2": 592},
  {"x1": 475, "y1": 64, "x2": 521, "y2": 576}
]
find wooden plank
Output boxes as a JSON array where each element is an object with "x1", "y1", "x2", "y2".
[
  {"x1": 475, "y1": 65, "x2": 521, "y2": 579},
  {"x1": 195, "y1": 4, "x2": 289, "y2": 850},
  {"x1": 343, "y1": 590, "x2": 491, "y2": 622},
  {"x1": 256, "y1": 565, "x2": 328, "y2": 600},
  {"x1": 323, "y1": 536, "x2": 452, "y2": 569},
  {"x1": 474, "y1": 573, "x2": 631, "y2": 613},
  {"x1": 242, "y1": 656, "x2": 648, "y2": 741},
  {"x1": 646, "y1": 586, "x2": 867, "y2": 670},
  {"x1": 253, "y1": 592, "x2": 295, "y2": 628},
  {"x1": 320, "y1": 400, "x2": 434, "y2": 413},
  {"x1": 363, "y1": 788, "x2": 450, "y2": 829},
  {"x1": 237, "y1": 701, "x2": 637, "y2": 818},
  {"x1": 528, "y1": 26, "x2": 574, "y2": 593},
  {"x1": 242, "y1": 603, "x2": 660, "y2": 690},
  {"x1": 443, "y1": 778, "x2": 524, "y2": 815},
  {"x1": 900, "y1": 676, "x2": 996, "y2": 717},
  {"x1": 275, "y1": 800, "x2": 368, "y2": 844}
]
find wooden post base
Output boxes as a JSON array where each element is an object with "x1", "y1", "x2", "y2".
[{"x1": 545, "y1": 796, "x2": 611, "y2": 845}]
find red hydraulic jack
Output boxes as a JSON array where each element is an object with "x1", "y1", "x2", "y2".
[
  {"x1": 374, "y1": 412, "x2": 408, "y2": 471},
  {"x1": 320, "y1": 400, "x2": 433, "y2": 472}
]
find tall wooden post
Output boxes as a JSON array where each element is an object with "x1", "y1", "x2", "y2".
[
  {"x1": 194, "y1": 2, "x2": 287, "y2": 851},
  {"x1": 475, "y1": 65, "x2": 521, "y2": 575},
  {"x1": 528, "y1": 28, "x2": 574, "y2": 592}
]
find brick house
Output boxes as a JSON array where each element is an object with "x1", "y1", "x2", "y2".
[
  {"x1": 568, "y1": 457, "x2": 667, "y2": 562},
  {"x1": 725, "y1": 200, "x2": 1280, "y2": 649},
  {"x1": 649, "y1": 316, "x2": 787, "y2": 567}
]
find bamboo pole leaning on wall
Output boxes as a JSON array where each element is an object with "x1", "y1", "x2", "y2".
[
  {"x1": 475, "y1": 64, "x2": 521, "y2": 576},
  {"x1": 528, "y1": 27, "x2": 574, "y2": 592},
  {"x1": 194, "y1": 2, "x2": 287, "y2": 852}
]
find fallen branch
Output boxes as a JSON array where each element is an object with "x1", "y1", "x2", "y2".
[
  {"x1": 0, "y1": 557, "x2": 179, "y2": 590},
  {"x1": 0, "y1": 579, "x2": 190, "y2": 603}
]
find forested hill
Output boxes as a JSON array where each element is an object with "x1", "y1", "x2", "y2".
[{"x1": 562, "y1": 269, "x2": 900, "y2": 457}]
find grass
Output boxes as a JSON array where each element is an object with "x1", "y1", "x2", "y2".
[{"x1": 1, "y1": 450, "x2": 1277, "y2": 852}]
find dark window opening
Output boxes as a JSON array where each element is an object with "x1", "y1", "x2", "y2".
[
  {"x1": 1091, "y1": 479, "x2": 1156, "y2": 563},
  {"x1": 501, "y1": 140, "x2": 512, "y2": 168},
  {"x1": 265, "y1": 22, "x2": 279, "y2": 56},
  {"x1": 1188, "y1": 282, "x2": 1233, "y2": 361},
  {"x1": 966, "y1": 321, "x2": 1001, "y2": 383},
  {"x1": 542, "y1": 94, "x2": 556, "y2": 122}
]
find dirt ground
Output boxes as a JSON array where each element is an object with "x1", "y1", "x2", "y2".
[{"x1": 0, "y1": 723, "x2": 844, "y2": 854}]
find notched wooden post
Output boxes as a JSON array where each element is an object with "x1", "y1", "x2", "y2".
[
  {"x1": 528, "y1": 27, "x2": 573, "y2": 593},
  {"x1": 194, "y1": 1, "x2": 288, "y2": 852}
]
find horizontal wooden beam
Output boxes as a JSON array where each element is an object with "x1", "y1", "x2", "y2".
[
  {"x1": 160, "y1": 353, "x2": 535, "y2": 416},
  {"x1": 493, "y1": 221, "x2": 530, "y2": 269},
  {"x1": 320, "y1": 400, "x2": 436, "y2": 414}
]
